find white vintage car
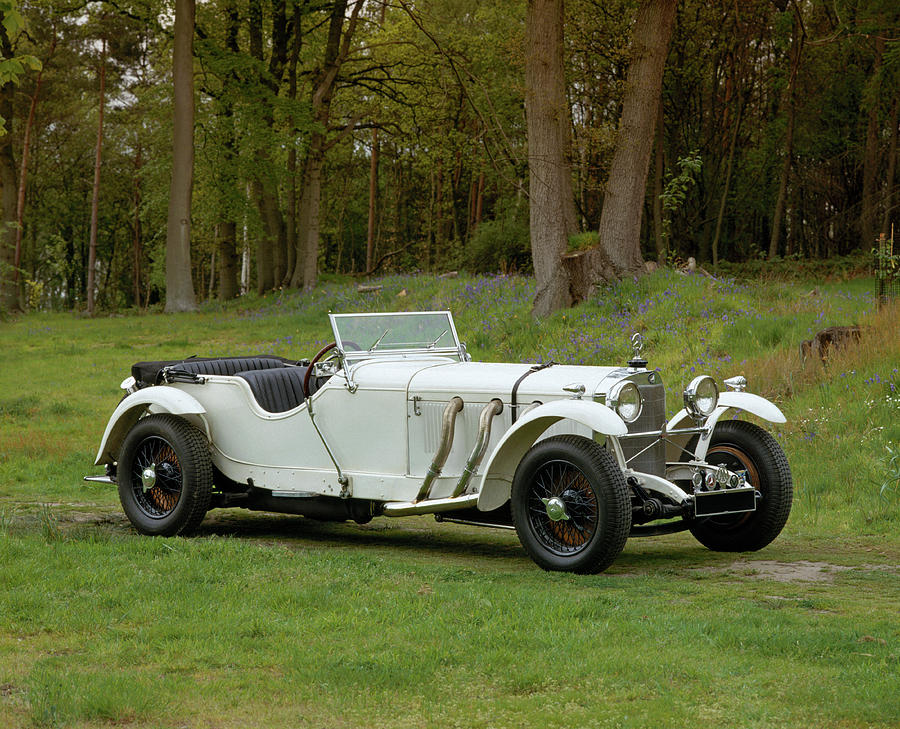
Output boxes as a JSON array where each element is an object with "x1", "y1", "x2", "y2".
[{"x1": 87, "y1": 311, "x2": 792, "y2": 573}]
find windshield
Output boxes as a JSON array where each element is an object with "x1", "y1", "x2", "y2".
[{"x1": 329, "y1": 311, "x2": 462, "y2": 361}]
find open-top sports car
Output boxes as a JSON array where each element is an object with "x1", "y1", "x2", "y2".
[{"x1": 87, "y1": 311, "x2": 792, "y2": 573}]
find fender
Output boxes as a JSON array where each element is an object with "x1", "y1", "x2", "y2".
[
  {"x1": 666, "y1": 391, "x2": 786, "y2": 462},
  {"x1": 476, "y1": 399, "x2": 627, "y2": 511},
  {"x1": 94, "y1": 387, "x2": 207, "y2": 466}
]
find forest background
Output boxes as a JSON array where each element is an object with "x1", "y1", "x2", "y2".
[{"x1": 0, "y1": 0, "x2": 897, "y2": 315}]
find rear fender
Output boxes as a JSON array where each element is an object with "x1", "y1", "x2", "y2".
[
  {"x1": 476, "y1": 399, "x2": 627, "y2": 511},
  {"x1": 666, "y1": 391, "x2": 786, "y2": 462},
  {"x1": 94, "y1": 388, "x2": 207, "y2": 465}
]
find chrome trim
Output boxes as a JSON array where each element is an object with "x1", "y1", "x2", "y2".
[
  {"x1": 623, "y1": 470, "x2": 691, "y2": 504},
  {"x1": 383, "y1": 493, "x2": 479, "y2": 516},
  {"x1": 607, "y1": 380, "x2": 643, "y2": 423},
  {"x1": 83, "y1": 475, "x2": 115, "y2": 485},
  {"x1": 618, "y1": 426, "x2": 707, "y2": 439},
  {"x1": 416, "y1": 396, "x2": 465, "y2": 502},
  {"x1": 452, "y1": 399, "x2": 503, "y2": 497},
  {"x1": 683, "y1": 375, "x2": 719, "y2": 420},
  {"x1": 723, "y1": 375, "x2": 747, "y2": 392}
]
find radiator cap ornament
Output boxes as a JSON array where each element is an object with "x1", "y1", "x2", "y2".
[{"x1": 628, "y1": 332, "x2": 648, "y2": 370}]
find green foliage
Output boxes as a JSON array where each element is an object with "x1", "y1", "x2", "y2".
[
  {"x1": 567, "y1": 231, "x2": 598, "y2": 252},
  {"x1": 660, "y1": 152, "x2": 702, "y2": 215},
  {"x1": 464, "y1": 202, "x2": 530, "y2": 273}
]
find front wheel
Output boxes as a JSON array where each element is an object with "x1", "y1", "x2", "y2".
[
  {"x1": 689, "y1": 420, "x2": 792, "y2": 552},
  {"x1": 117, "y1": 414, "x2": 213, "y2": 536},
  {"x1": 511, "y1": 435, "x2": 631, "y2": 574}
]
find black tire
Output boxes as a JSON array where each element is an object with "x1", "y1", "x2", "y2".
[
  {"x1": 117, "y1": 414, "x2": 213, "y2": 536},
  {"x1": 689, "y1": 420, "x2": 792, "y2": 552},
  {"x1": 511, "y1": 435, "x2": 631, "y2": 574}
]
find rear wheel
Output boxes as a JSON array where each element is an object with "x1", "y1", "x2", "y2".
[
  {"x1": 689, "y1": 420, "x2": 792, "y2": 552},
  {"x1": 117, "y1": 414, "x2": 212, "y2": 536},
  {"x1": 511, "y1": 435, "x2": 630, "y2": 574}
]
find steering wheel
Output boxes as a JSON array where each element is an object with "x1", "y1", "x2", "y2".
[
  {"x1": 304, "y1": 342, "x2": 337, "y2": 398},
  {"x1": 302, "y1": 340, "x2": 364, "y2": 398}
]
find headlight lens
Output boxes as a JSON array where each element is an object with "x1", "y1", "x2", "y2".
[
  {"x1": 684, "y1": 375, "x2": 719, "y2": 419},
  {"x1": 607, "y1": 381, "x2": 642, "y2": 423}
]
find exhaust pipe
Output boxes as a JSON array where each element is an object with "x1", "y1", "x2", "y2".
[
  {"x1": 451, "y1": 399, "x2": 503, "y2": 498},
  {"x1": 414, "y1": 396, "x2": 464, "y2": 502}
]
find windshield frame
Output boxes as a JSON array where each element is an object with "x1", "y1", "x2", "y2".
[{"x1": 328, "y1": 311, "x2": 465, "y2": 363}]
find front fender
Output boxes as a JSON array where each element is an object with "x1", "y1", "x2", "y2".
[
  {"x1": 476, "y1": 399, "x2": 627, "y2": 511},
  {"x1": 666, "y1": 391, "x2": 786, "y2": 462},
  {"x1": 93, "y1": 387, "x2": 207, "y2": 465}
]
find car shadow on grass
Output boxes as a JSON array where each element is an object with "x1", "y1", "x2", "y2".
[{"x1": 196, "y1": 508, "x2": 740, "y2": 575}]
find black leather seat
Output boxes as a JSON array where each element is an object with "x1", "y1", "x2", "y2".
[
  {"x1": 177, "y1": 357, "x2": 286, "y2": 377},
  {"x1": 236, "y1": 367, "x2": 309, "y2": 413},
  {"x1": 132, "y1": 356, "x2": 295, "y2": 386}
]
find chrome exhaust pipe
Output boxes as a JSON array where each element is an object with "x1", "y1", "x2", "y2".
[
  {"x1": 414, "y1": 396, "x2": 464, "y2": 502},
  {"x1": 383, "y1": 493, "x2": 479, "y2": 517},
  {"x1": 451, "y1": 399, "x2": 503, "y2": 498}
]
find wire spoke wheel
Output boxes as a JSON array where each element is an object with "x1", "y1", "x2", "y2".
[
  {"x1": 527, "y1": 460, "x2": 599, "y2": 555},
  {"x1": 130, "y1": 435, "x2": 184, "y2": 518},
  {"x1": 512, "y1": 435, "x2": 630, "y2": 574},
  {"x1": 118, "y1": 414, "x2": 213, "y2": 537}
]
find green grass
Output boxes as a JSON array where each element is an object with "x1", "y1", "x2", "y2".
[{"x1": 1, "y1": 270, "x2": 899, "y2": 728}]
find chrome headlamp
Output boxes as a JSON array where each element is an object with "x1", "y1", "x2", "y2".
[
  {"x1": 120, "y1": 376, "x2": 138, "y2": 395},
  {"x1": 607, "y1": 380, "x2": 643, "y2": 423},
  {"x1": 683, "y1": 375, "x2": 719, "y2": 420}
]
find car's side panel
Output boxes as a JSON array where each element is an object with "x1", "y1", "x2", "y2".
[
  {"x1": 94, "y1": 388, "x2": 207, "y2": 465},
  {"x1": 476, "y1": 400, "x2": 628, "y2": 511}
]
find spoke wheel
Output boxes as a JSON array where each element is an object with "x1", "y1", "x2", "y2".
[
  {"x1": 526, "y1": 460, "x2": 599, "y2": 556},
  {"x1": 118, "y1": 414, "x2": 212, "y2": 537},
  {"x1": 130, "y1": 436, "x2": 184, "y2": 518},
  {"x1": 512, "y1": 435, "x2": 630, "y2": 574},
  {"x1": 689, "y1": 420, "x2": 792, "y2": 552}
]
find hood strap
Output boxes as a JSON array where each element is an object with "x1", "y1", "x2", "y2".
[{"x1": 510, "y1": 361, "x2": 555, "y2": 424}]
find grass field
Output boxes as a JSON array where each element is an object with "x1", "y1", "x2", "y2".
[{"x1": 1, "y1": 269, "x2": 899, "y2": 728}]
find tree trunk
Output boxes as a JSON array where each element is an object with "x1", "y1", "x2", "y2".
[
  {"x1": 861, "y1": 36, "x2": 885, "y2": 249},
  {"x1": 284, "y1": 1, "x2": 305, "y2": 287},
  {"x1": 297, "y1": 142, "x2": 325, "y2": 290},
  {"x1": 87, "y1": 38, "x2": 106, "y2": 316},
  {"x1": 366, "y1": 127, "x2": 379, "y2": 272},
  {"x1": 712, "y1": 101, "x2": 741, "y2": 268},
  {"x1": 216, "y1": 221, "x2": 239, "y2": 300},
  {"x1": 289, "y1": 0, "x2": 360, "y2": 290},
  {"x1": 0, "y1": 86, "x2": 15, "y2": 312},
  {"x1": 165, "y1": 0, "x2": 197, "y2": 313},
  {"x1": 525, "y1": 0, "x2": 578, "y2": 318},
  {"x1": 14, "y1": 37, "x2": 54, "y2": 309},
  {"x1": 596, "y1": 0, "x2": 677, "y2": 276},
  {"x1": 652, "y1": 97, "x2": 665, "y2": 264},
  {"x1": 214, "y1": 0, "x2": 240, "y2": 300},
  {"x1": 132, "y1": 144, "x2": 143, "y2": 307},
  {"x1": 882, "y1": 94, "x2": 898, "y2": 238},
  {"x1": 768, "y1": 10, "x2": 803, "y2": 260},
  {"x1": 248, "y1": 0, "x2": 290, "y2": 292},
  {"x1": 364, "y1": 1, "x2": 387, "y2": 274}
]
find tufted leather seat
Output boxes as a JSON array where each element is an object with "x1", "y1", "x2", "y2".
[
  {"x1": 132, "y1": 356, "x2": 299, "y2": 386},
  {"x1": 236, "y1": 367, "x2": 310, "y2": 413},
  {"x1": 176, "y1": 357, "x2": 287, "y2": 377}
]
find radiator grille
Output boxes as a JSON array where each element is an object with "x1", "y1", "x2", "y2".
[{"x1": 620, "y1": 381, "x2": 666, "y2": 476}]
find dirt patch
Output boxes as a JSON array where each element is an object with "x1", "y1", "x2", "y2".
[
  {"x1": 693, "y1": 559, "x2": 855, "y2": 583},
  {"x1": 0, "y1": 683, "x2": 22, "y2": 698}
]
